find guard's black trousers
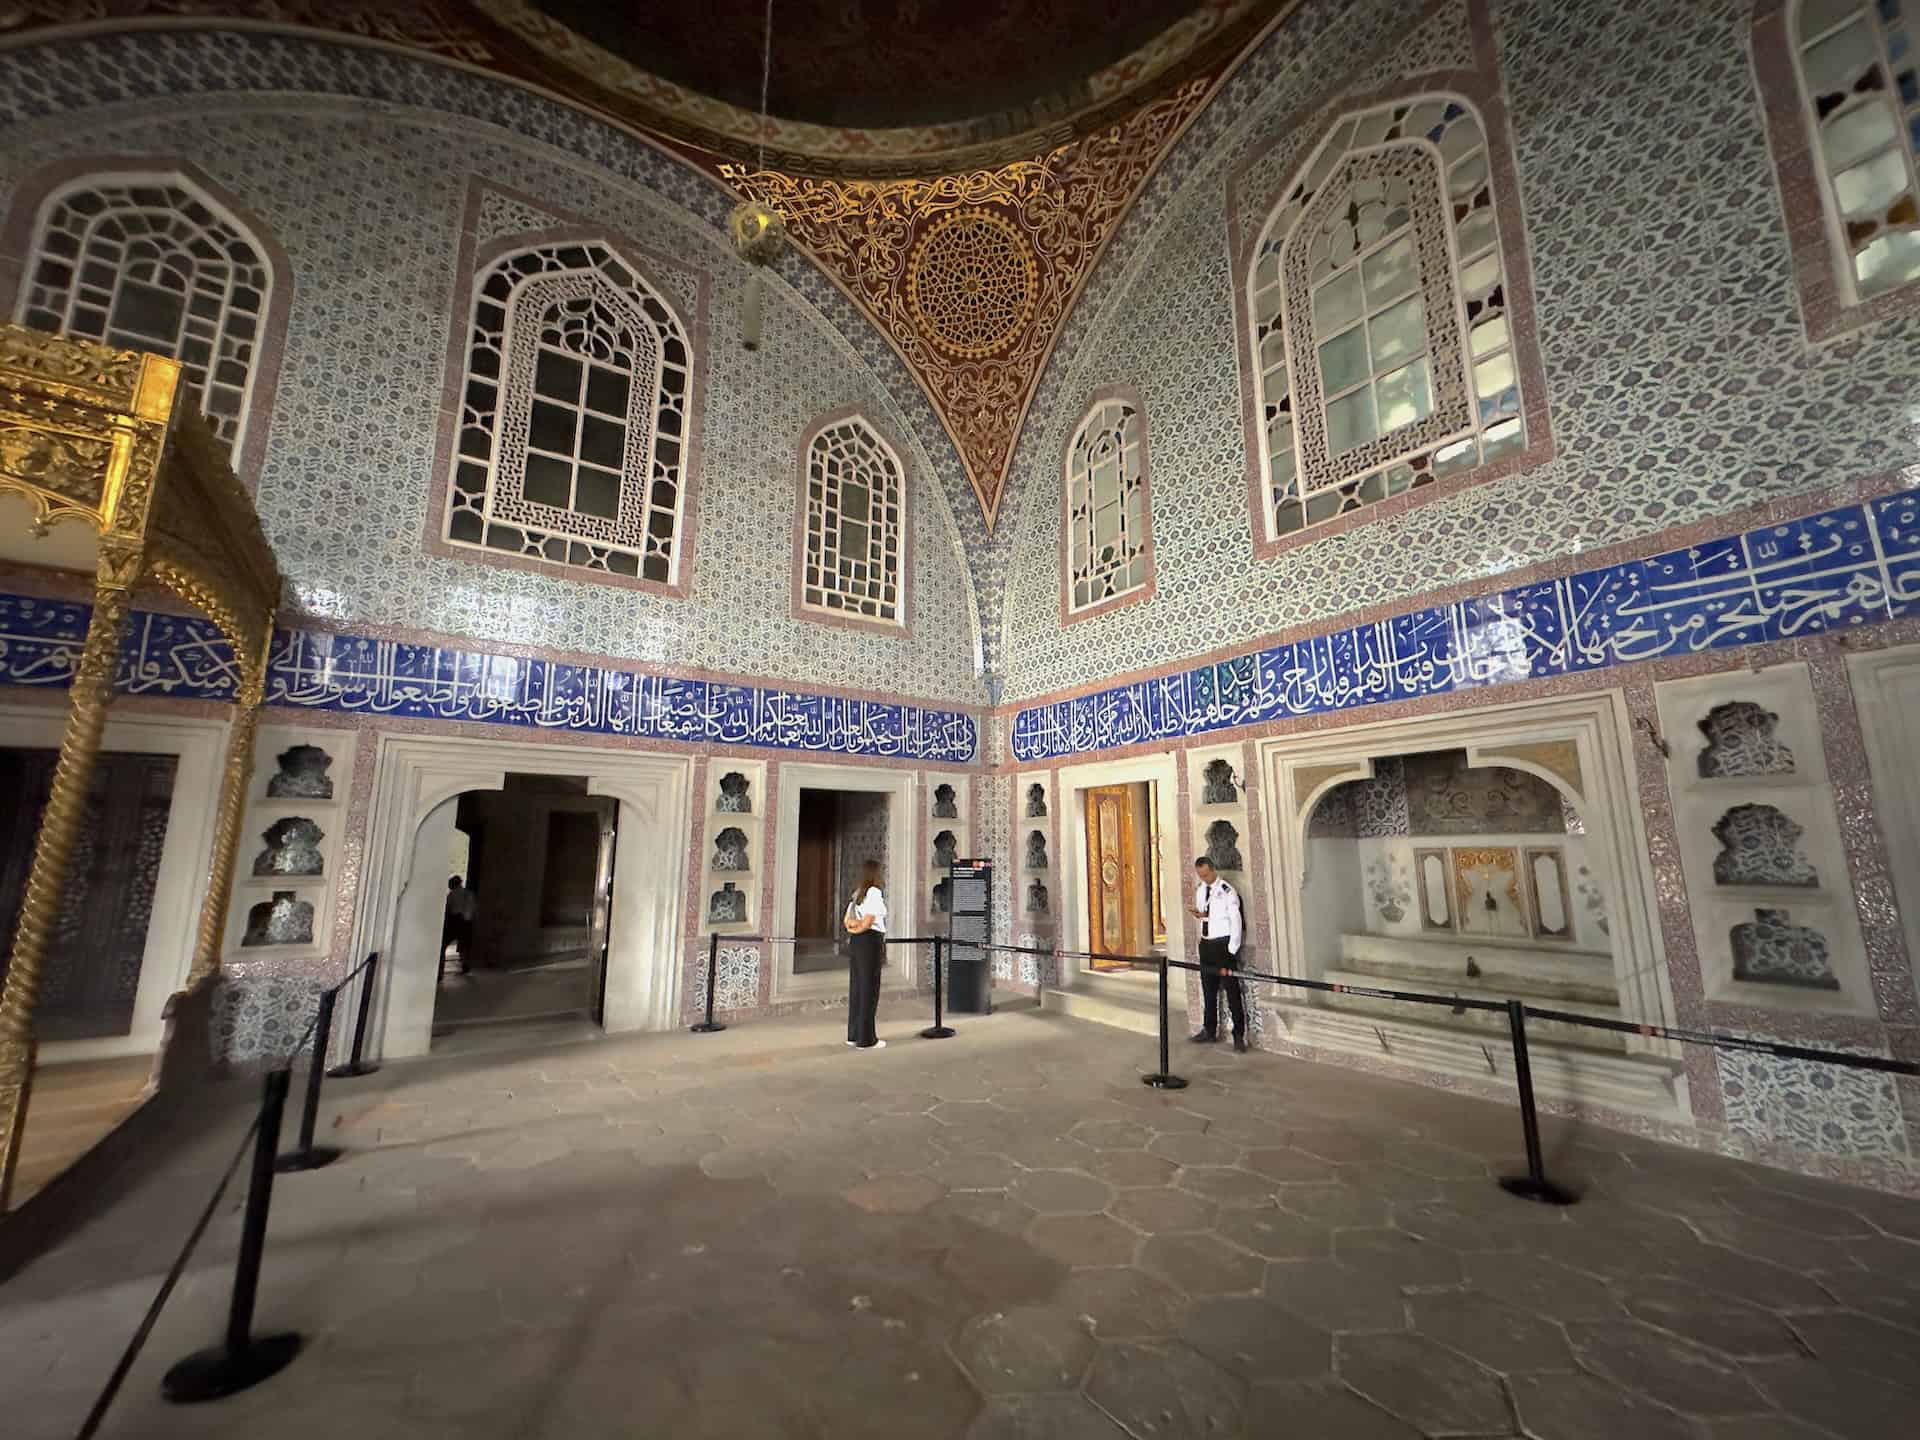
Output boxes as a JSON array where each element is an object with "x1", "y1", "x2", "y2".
[
  {"x1": 1199, "y1": 936, "x2": 1246, "y2": 1039},
  {"x1": 847, "y1": 930, "x2": 884, "y2": 1047}
]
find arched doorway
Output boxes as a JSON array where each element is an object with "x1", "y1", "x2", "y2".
[{"x1": 350, "y1": 736, "x2": 692, "y2": 1060}]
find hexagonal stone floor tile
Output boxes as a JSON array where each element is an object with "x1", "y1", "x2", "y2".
[
  {"x1": 1012, "y1": 1169, "x2": 1114, "y2": 1215},
  {"x1": 1139, "y1": 1232, "x2": 1265, "y2": 1297},
  {"x1": 1216, "y1": 1206, "x2": 1331, "y2": 1260},
  {"x1": 1461, "y1": 1251, "x2": 1623, "y2": 1323},
  {"x1": 929, "y1": 1151, "x2": 1024, "y2": 1190},
  {"x1": 1407, "y1": 1289, "x2": 1574, "y2": 1374},
  {"x1": 1509, "y1": 1371, "x2": 1701, "y2": 1440},
  {"x1": 1083, "y1": 1149, "x2": 1178, "y2": 1187},
  {"x1": 844, "y1": 1174, "x2": 946, "y2": 1215},
  {"x1": 1111, "y1": 1186, "x2": 1218, "y2": 1234},
  {"x1": 1264, "y1": 1259, "x2": 1411, "y2": 1333},
  {"x1": 949, "y1": 1305, "x2": 1097, "y2": 1395},
  {"x1": 1178, "y1": 1295, "x2": 1331, "y2": 1382},
  {"x1": 1028, "y1": 1214, "x2": 1142, "y2": 1269},
  {"x1": 1057, "y1": 1267, "x2": 1191, "y2": 1339},
  {"x1": 1245, "y1": 1147, "x2": 1345, "y2": 1185},
  {"x1": 1244, "y1": 1379, "x2": 1426, "y2": 1438},
  {"x1": 1333, "y1": 1227, "x2": 1465, "y2": 1288},
  {"x1": 1071, "y1": 1119, "x2": 1152, "y2": 1150},
  {"x1": 964, "y1": 1392, "x2": 1129, "y2": 1439},
  {"x1": 1086, "y1": 1341, "x2": 1246, "y2": 1440},
  {"x1": 1147, "y1": 1131, "x2": 1240, "y2": 1167},
  {"x1": 1335, "y1": 1332, "x2": 1511, "y2": 1436}
]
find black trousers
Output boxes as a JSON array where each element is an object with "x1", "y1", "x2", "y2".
[
  {"x1": 1199, "y1": 936, "x2": 1245, "y2": 1038},
  {"x1": 847, "y1": 930, "x2": 884, "y2": 1046}
]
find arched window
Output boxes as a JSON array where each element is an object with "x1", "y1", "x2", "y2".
[
  {"x1": 444, "y1": 238, "x2": 694, "y2": 586},
  {"x1": 795, "y1": 410, "x2": 907, "y2": 628},
  {"x1": 14, "y1": 170, "x2": 277, "y2": 462},
  {"x1": 1248, "y1": 96, "x2": 1524, "y2": 541},
  {"x1": 1063, "y1": 390, "x2": 1153, "y2": 620},
  {"x1": 1788, "y1": 0, "x2": 1920, "y2": 301}
]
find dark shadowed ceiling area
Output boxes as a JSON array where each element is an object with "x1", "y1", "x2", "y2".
[{"x1": 525, "y1": 0, "x2": 1234, "y2": 128}]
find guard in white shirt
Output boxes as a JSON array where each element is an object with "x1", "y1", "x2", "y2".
[{"x1": 1189, "y1": 857, "x2": 1247, "y2": 1053}]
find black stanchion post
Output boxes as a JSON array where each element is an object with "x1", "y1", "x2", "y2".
[
  {"x1": 162, "y1": 1069, "x2": 303, "y2": 1402},
  {"x1": 1141, "y1": 955, "x2": 1188, "y2": 1090},
  {"x1": 1498, "y1": 999, "x2": 1575, "y2": 1206},
  {"x1": 328, "y1": 952, "x2": 380, "y2": 1079},
  {"x1": 691, "y1": 931, "x2": 726, "y2": 1034},
  {"x1": 277, "y1": 988, "x2": 343, "y2": 1173},
  {"x1": 921, "y1": 935, "x2": 955, "y2": 1039}
]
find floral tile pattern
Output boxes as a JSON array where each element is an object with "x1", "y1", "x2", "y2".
[
  {"x1": 0, "y1": 73, "x2": 986, "y2": 703},
  {"x1": 1718, "y1": 1047, "x2": 1909, "y2": 1160},
  {"x1": 693, "y1": 943, "x2": 761, "y2": 1015}
]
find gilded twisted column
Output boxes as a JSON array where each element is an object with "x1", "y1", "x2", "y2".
[
  {"x1": 0, "y1": 575, "x2": 133, "y2": 1209},
  {"x1": 187, "y1": 671, "x2": 266, "y2": 985}
]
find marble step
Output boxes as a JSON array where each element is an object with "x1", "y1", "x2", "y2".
[
  {"x1": 1318, "y1": 968, "x2": 1627, "y2": 1053},
  {"x1": 1270, "y1": 1004, "x2": 1687, "y2": 1121},
  {"x1": 1337, "y1": 932, "x2": 1618, "y2": 1005},
  {"x1": 1042, "y1": 974, "x2": 1162, "y2": 1038}
]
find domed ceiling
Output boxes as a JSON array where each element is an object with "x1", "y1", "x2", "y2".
[{"x1": 4, "y1": 0, "x2": 1303, "y2": 525}]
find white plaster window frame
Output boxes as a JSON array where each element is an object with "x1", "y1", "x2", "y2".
[{"x1": 1061, "y1": 388, "x2": 1155, "y2": 622}]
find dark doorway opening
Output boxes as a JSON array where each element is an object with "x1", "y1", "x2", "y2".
[
  {"x1": 793, "y1": 788, "x2": 890, "y2": 975},
  {"x1": 431, "y1": 772, "x2": 617, "y2": 1044},
  {"x1": 0, "y1": 748, "x2": 176, "y2": 1042}
]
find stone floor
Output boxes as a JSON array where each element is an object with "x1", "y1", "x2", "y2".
[{"x1": 5, "y1": 1007, "x2": 1920, "y2": 1439}]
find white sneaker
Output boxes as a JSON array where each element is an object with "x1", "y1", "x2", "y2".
[
  {"x1": 845, "y1": 1040, "x2": 857, "y2": 1047},
  {"x1": 866, "y1": 1039, "x2": 887, "y2": 1050}
]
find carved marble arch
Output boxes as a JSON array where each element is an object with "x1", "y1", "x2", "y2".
[
  {"x1": 2, "y1": 159, "x2": 291, "y2": 495},
  {"x1": 1245, "y1": 94, "x2": 1529, "y2": 548},
  {"x1": 442, "y1": 235, "x2": 698, "y2": 592}
]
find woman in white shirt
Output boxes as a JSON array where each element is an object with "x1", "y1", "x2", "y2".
[{"x1": 842, "y1": 859, "x2": 888, "y2": 1050}]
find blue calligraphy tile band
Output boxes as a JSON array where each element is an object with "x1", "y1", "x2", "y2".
[
  {"x1": 0, "y1": 599, "x2": 977, "y2": 765},
  {"x1": 1010, "y1": 488, "x2": 1920, "y2": 762}
]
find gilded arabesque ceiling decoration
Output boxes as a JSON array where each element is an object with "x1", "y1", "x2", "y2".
[{"x1": 721, "y1": 75, "x2": 1222, "y2": 525}]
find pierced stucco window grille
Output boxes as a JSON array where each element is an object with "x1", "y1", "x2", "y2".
[
  {"x1": 1064, "y1": 397, "x2": 1149, "y2": 614},
  {"x1": 445, "y1": 240, "x2": 693, "y2": 584},
  {"x1": 18, "y1": 173, "x2": 272, "y2": 455},
  {"x1": 1249, "y1": 97, "x2": 1523, "y2": 540},
  {"x1": 799, "y1": 414, "x2": 905, "y2": 625}
]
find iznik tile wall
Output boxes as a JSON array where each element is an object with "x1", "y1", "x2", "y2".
[
  {"x1": 1013, "y1": 488, "x2": 1920, "y2": 759},
  {"x1": 995, "y1": 0, "x2": 1920, "y2": 702},
  {"x1": 0, "y1": 94, "x2": 985, "y2": 706},
  {"x1": 0, "y1": 594, "x2": 977, "y2": 763}
]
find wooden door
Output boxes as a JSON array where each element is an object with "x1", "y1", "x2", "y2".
[
  {"x1": 794, "y1": 789, "x2": 838, "y2": 939},
  {"x1": 1084, "y1": 785, "x2": 1145, "y2": 970},
  {"x1": 0, "y1": 749, "x2": 177, "y2": 1042}
]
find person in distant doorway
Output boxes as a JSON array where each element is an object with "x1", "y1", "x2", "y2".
[
  {"x1": 842, "y1": 859, "x2": 888, "y2": 1050},
  {"x1": 1190, "y1": 857, "x2": 1247, "y2": 1053},
  {"x1": 441, "y1": 875, "x2": 477, "y2": 982}
]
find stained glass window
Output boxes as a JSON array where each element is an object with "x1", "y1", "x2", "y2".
[
  {"x1": 799, "y1": 414, "x2": 905, "y2": 625},
  {"x1": 17, "y1": 173, "x2": 273, "y2": 457},
  {"x1": 446, "y1": 240, "x2": 692, "y2": 585},
  {"x1": 1249, "y1": 97, "x2": 1523, "y2": 541},
  {"x1": 1065, "y1": 397, "x2": 1149, "y2": 614},
  {"x1": 1792, "y1": 0, "x2": 1920, "y2": 298}
]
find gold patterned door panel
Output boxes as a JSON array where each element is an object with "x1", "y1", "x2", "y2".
[{"x1": 1084, "y1": 785, "x2": 1143, "y2": 970}]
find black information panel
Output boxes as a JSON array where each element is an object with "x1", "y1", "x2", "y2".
[{"x1": 946, "y1": 859, "x2": 993, "y2": 1014}]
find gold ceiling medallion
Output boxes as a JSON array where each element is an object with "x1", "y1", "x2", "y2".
[
  {"x1": 724, "y1": 74, "x2": 1214, "y2": 527},
  {"x1": 905, "y1": 209, "x2": 1039, "y2": 360}
]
